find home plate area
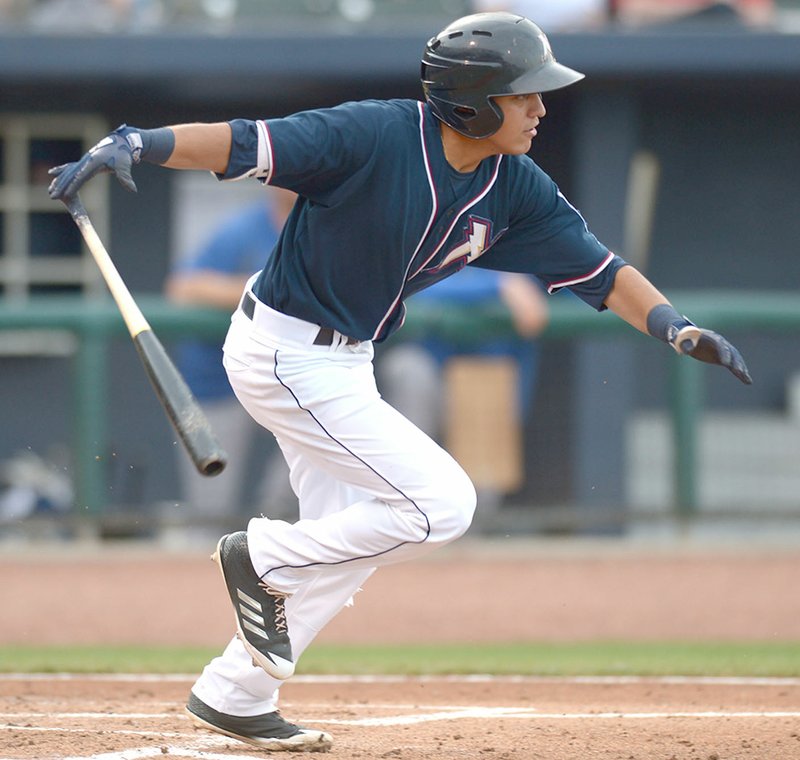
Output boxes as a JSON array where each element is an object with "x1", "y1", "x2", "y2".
[{"x1": 1, "y1": 674, "x2": 799, "y2": 760}]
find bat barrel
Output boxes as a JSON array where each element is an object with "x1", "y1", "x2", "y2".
[{"x1": 133, "y1": 329, "x2": 228, "y2": 477}]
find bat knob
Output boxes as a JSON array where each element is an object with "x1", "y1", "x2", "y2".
[{"x1": 201, "y1": 457, "x2": 227, "y2": 477}]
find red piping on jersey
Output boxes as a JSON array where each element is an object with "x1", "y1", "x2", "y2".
[
  {"x1": 261, "y1": 120, "x2": 275, "y2": 184},
  {"x1": 546, "y1": 250, "x2": 616, "y2": 293},
  {"x1": 372, "y1": 101, "x2": 439, "y2": 341}
]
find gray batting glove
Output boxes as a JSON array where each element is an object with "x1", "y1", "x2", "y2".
[
  {"x1": 48, "y1": 125, "x2": 141, "y2": 201},
  {"x1": 668, "y1": 323, "x2": 753, "y2": 385}
]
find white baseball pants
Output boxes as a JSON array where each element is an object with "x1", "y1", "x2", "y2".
[{"x1": 192, "y1": 286, "x2": 476, "y2": 716}]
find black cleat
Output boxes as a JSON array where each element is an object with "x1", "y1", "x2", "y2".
[
  {"x1": 212, "y1": 531, "x2": 294, "y2": 680},
  {"x1": 186, "y1": 692, "x2": 332, "y2": 752}
]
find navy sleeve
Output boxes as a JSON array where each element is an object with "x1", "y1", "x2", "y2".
[
  {"x1": 219, "y1": 119, "x2": 264, "y2": 181},
  {"x1": 264, "y1": 101, "x2": 396, "y2": 202},
  {"x1": 473, "y1": 159, "x2": 625, "y2": 311}
]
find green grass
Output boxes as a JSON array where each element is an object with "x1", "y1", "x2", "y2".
[
  {"x1": 1, "y1": 642, "x2": 799, "y2": 677},
  {"x1": 0, "y1": 645, "x2": 219, "y2": 674}
]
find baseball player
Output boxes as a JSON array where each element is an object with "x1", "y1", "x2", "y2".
[{"x1": 48, "y1": 12, "x2": 751, "y2": 753}]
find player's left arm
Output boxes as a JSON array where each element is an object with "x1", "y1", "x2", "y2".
[
  {"x1": 605, "y1": 265, "x2": 752, "y2": 385},
  {"x1": 49, "y1": 122, "x2": 232, "y2": 201}
]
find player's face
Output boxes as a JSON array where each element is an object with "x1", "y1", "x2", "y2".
[{"x1": 489, "y1": 93, "x2": 546, "y2": 155}]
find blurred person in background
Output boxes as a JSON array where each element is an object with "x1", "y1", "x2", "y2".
[
  {"x1": 0, "y1": 0, "x2": 15, "y2": 21},
  {"x1": 164, "y1": 186, "x2": 297, "y2": 544},
  {"x1": 377, "y1": 269, "x2": 549, "y2": 528},
  {"x1": 25, "y1": 0, "x2": 162, "y2": 30},
  {"x1": 471, "y1": 0, "x2": 608, "y2": 29},
  {"x1": 611, "y1": 0, "x2": 775, "y2": 27}
]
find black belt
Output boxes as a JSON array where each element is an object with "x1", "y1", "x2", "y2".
[
  {"x1": 241, "y1": 292, "x2": 358, "y2": 346},
  {"x1": 312, "y1": 327, "x2": 359, "y2": 346}
]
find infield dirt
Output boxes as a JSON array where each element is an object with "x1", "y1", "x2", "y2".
[{"x1": 1, "y1": 536, "x2": 799, "y2": 759}]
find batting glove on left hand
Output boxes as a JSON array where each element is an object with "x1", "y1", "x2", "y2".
[
  {"x1": 48, "y1": 125, "x2": 141, "y2": 202},
  {"x1": 668, "y1": 323, "x2": 753, "y2": 385}
]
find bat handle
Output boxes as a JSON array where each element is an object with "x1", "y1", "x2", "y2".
[{"x1": 64, "y1": 194, "x2": 88, "y2": 220}]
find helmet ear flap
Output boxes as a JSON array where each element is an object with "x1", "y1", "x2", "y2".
[
  {"x1": 427, "y1": 96, "x2": 503, "y2": 139},
  {"x1": 486, "y1": 96, "x2": 505, "y2": 134}
]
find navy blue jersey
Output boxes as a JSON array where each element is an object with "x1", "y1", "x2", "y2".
[{"x1": 222, "y1": 99, "x2": 625, "y2": 342}]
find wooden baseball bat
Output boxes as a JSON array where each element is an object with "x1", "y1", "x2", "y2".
[{"x1": 65, "y1": 195, "x2": 227, "y2": 477}]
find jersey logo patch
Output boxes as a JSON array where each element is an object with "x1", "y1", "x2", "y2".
[{"x1": 440, "y1": 216, "x2": 496, "y2": 269}]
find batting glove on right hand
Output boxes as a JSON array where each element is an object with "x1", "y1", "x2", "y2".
[
  {"x1": 48, "y1": 125, "x2": 142, "y2": 202},
  {"x1": 668, "y1": 323, "x2": 753, "y2": 385}
]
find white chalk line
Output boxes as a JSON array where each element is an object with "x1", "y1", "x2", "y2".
[
  {"x1": 0, "y1": 723, "x2": 186, "y2": 738},
  {"x1": 317, "y1": 709, "x2": 800, "y2": 726},
  {"x1": 24, "y1": 745, "x2": 267, "y2": 760},
  {"x1": 3, "y1": 706, "x2": 800, "y2": 731},
  {"x1": 3, "y1": 704, "x2": 800, "y2": 760},
  {"x1": 3, "y1": 707, "x2": 799, "y2": 746},
  {"x1": 55, "y1": 753, "x2": 244, "y2": 760},
  {"x1": 2, "y1": 676, "x2": 799, "y2": 760},
  {"x1": 3, "y1": 709, "x2": 800, "y2": 760},
  {"x1": 0, "y1": 712, "x2": 177, "y2": 720},
  {"x1": 0, "y1": 726, "x2": 251, "y2": 760},
  {"x1": 2, "y1": 672, "x2": 800, "y2": 686}
]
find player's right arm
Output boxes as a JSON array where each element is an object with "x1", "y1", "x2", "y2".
[
  {"x1": 606, "y1": 264, "x2": 752, "y2": 385},
  {"x1": 48, "y1": 123, "x2": 232, "y2": 201}
]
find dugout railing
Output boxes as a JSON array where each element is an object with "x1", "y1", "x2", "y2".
[{"x1": 1, "y1": 291, "x2": 798, "y2": 529}]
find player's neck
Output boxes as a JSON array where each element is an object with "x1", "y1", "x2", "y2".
[{"x1": 439, "y1": 123, "x2": 494, "y2": 173}]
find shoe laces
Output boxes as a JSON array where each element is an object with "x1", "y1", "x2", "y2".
[{"x1": 259, "y1": 582, "x2": 289, "y2": 634}]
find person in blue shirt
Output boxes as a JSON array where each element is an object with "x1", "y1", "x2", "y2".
[
  {"x1": 164, "y1": 187, "x2": 296, "y2": 543},
  {"x1": 381, "y1": 268, "x2": 548, "y2": 426}
]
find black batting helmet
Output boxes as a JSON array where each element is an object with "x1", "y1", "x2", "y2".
[{"x1": 421, "y1": 12, "x2": 585, "y2": 139}]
